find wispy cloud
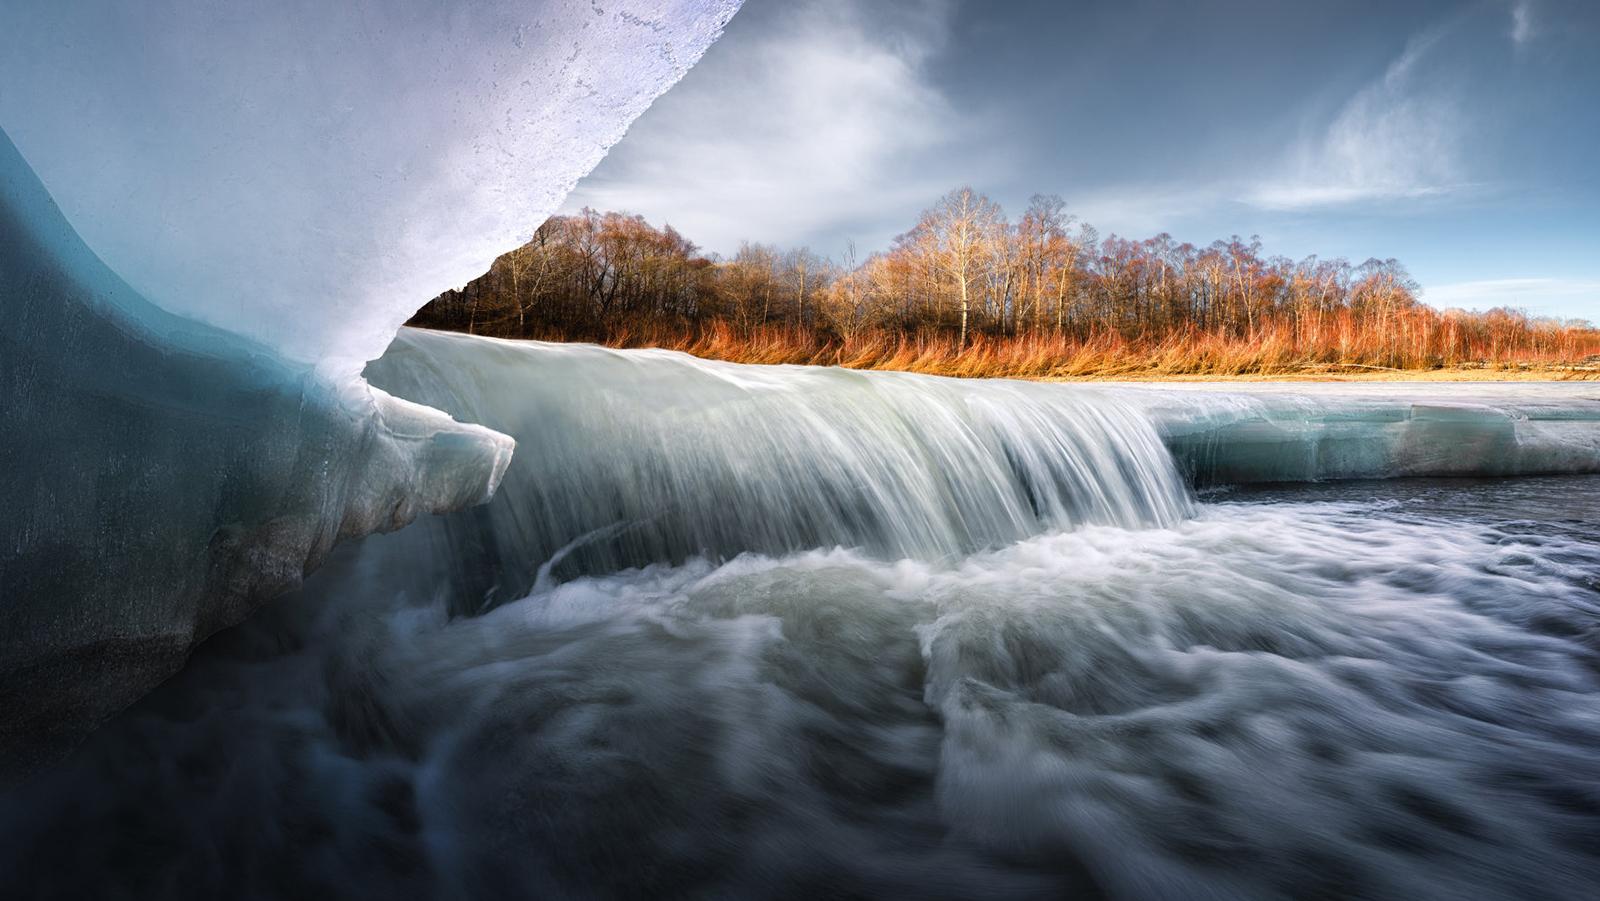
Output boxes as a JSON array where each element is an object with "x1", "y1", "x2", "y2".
[
  {"x1": 1246, "y1": 28, "x2": 1472, "y2": 211},
  {"x1": 1510, "y1": 0, "x2": 1536, "y2": 45},
  {"x1": 562, "y1": 0, "x2": 964, "y2": 255}
]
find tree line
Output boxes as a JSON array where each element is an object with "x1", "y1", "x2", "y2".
[{"x1": 410, "y1": 188, "x2": 1599, "y2": 374}]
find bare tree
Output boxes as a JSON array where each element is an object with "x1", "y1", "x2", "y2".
[
  {"x1": 407, "y1": 189, "x2": 1596, "y2": 372},
  {"x1": 925, "y1": 187, "x2": 1002, "y2": 348}
]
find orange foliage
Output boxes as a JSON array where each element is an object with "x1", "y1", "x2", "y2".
[
  {"x1": 411, "y1": 199, "x2": 1600, "y2": 378},
  {"x1": 467, "y1": 314, "x2": 1600, "y2": 380}
]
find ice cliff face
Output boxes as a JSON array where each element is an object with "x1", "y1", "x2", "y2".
[
  {"x1": 0, "y1": 0, "x2": 742, "y2": 778},
  {"x1": 0, "y1": 129, "x2": 513, "y2": 774},
  {"x1": 1115, "y1": 383, "x2": 1600, "y2": 483}
]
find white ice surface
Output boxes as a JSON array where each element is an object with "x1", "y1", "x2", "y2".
[
  {"x1": 0, "y1": 2, "x2": 742, "y2": 774},
  {"x1": 1105, "y1": 382, "x2": 1600, "y2": 482},
  {"x1": 0, "y1": 0, "x2": 741, "y2": 370}
]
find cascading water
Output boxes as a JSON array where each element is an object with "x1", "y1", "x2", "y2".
[
  {"x1": 4, "y1": 329, "x2": 1598, "y2": 900},
  {"x1": 358, "y1": 329, "x2": 1193, "y2": 610},
  {"x1": 343, "y1": 329, "x2": 1598, "y2": 617}
]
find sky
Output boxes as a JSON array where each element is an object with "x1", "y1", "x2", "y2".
[{"x1": 565, "y1": 0, "x2": 1600, "y2": 321}]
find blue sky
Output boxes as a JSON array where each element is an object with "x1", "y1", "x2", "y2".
[{"x1": 566, "y1": 0, "x2": 1600, "y2": 321}]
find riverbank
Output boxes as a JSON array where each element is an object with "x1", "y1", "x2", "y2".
[
  {"x1": 409, "y1": 324, "x2": 1600, "y2": 382},
  {"x1": 1042, "y1": 364, "x2": 1600, "y2": 382}
]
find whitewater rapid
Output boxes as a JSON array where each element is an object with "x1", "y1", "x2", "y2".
[
  {"x1": 6, "y1": 484, "x2": 1598, "y2": 899},
  {"x1": 362, "y1": 330, "x2": 1192, "y2": 609},
  {"x1": 4, "y1": 332, "x2": 1598, "y2": 900}
]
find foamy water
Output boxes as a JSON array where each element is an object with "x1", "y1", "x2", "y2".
[{"x1": 4, "y1": 484, "x2": 1598, "y2": 899}]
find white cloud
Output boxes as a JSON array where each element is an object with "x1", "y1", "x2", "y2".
[
  {"x1": 561, "y1": 0, "x2": 965, "y2": 256},
  {"x1": 1510, "y1": 1, "x2": 1536, "y2": 45},
  {"x1": 1425, "y1": 278, "x2": 1600, "y2": 320},
  {"x1": 1246, "y1": 29, "x2": 1472, "y2": 211}
]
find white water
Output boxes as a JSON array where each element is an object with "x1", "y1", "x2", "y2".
[
  {"x1": 4, "y1": 333, "x2": 1598, "y2": 899},
  {"x1": 350, "y1": 331, "x2": 1598, "y2": 611},
  {"x1": 360, "y1": 330, "x2": 1191, "y2": 609}
]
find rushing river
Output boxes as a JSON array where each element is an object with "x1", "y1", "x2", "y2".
[{"x1": 4, "y1": 333, "x2": 1598, "y2": 900}]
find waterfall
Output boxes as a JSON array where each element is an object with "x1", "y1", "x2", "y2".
[
  {"x1": 341, "y1": 329, "x2": 1600, "y2": 615},
  {"x1": 357, "y1": 329, "x2": 1193, "y2": 610}
]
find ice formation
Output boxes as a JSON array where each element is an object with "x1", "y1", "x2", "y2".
[
  {"x1": 0, "y1": 1, "x2": 742, "y2": 776},
  {"x1": 0, "y1": 0, "x2": 742, "y2": 368},
  {"x1": 1118, "y1": 382, "x2": 1600, "y2": 483},
  {"x1": 0, "y1": 128, "x2": 512, "y2": 772},
  {"x1": 350, "y1": 330, "x2": 1600, "y2": 614}
]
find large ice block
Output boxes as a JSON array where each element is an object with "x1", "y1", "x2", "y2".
[
  {"x1": 0, "y1": 130, "x2": 513, "y2": 774},
  {"x1": 0, "y1": 0, "x2": 742, "y2": 777},
  {"x1": 0, "y1": 0, "x2": 742, "y2": 369},
  {"x1": 1113, "y1": 382, "x2": 1600, "y2": 483}
]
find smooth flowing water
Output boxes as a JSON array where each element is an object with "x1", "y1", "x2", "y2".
[{"x1": 3, "y1": 333, "x2": 1598, "y2": 900}]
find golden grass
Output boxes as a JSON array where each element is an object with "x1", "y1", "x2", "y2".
[{"x1": 488, "y1": 318, "x2": 1600, "y2": 382}]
